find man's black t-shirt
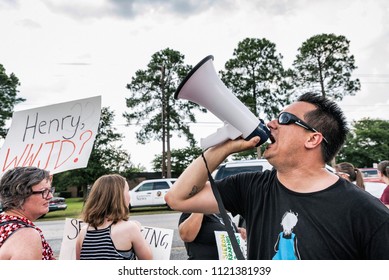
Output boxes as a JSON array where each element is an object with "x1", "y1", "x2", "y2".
[{"x1": 216, "y1": 169, "x2": 389, "y2": 260}]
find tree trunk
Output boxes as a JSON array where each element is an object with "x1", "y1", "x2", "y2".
[{"x1": 167, "y1": 125, "x2": 172, "y2": 178}]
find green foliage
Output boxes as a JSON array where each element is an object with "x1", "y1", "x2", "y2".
[
  {"x1": 124, "y1": 48, "x2": 206, "y2": 146},
  {"x1": 152, "y1": 146, "x2": 203, "y2": 174},
  {"x1": 337, "y1": 118, "x2": 389, "y2": 167},
  {"x1": 53, "y1": 107, "x2": 137, "y2": 195},
  {"x1": 292, "y1": 33, "x2": 361, "y2": 99},
  {"x1": 220, "y1": 38, "x2": 292, "y2": 120},
  {"x1": 0, "y1": 64, "x2": 25, "y2": 139}
]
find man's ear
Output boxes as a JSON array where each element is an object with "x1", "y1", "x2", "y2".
[{"x1": 305, "y1": 133, "x2": 323, "y2": 149}]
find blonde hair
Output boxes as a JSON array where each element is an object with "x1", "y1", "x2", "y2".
[{"x1": 81, "y1": 174, "x2": 129, "y2": 228}]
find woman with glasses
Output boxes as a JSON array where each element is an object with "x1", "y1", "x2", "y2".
[
  {"x1": 76, "y1": 174, "x2": 152, "y2": 260},
  {"x1": 165, "y1": 92, "x2": 389, "y2": 259},
  {"x1": 0, "y1": 166, "x2": 55, "y2": 260}
]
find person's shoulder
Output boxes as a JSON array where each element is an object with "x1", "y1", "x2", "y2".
[
  {"x1": 229, "y1": 168, "x2": 275, "y2": 182},
  {"x1": 116, "y1": 219, "x2": 142, "y2": 231},
  {"x1": 336, "y1": 179, "x2": 370, "y2": 197},
  {"x1": 340, "y1": 180, "x2": 389, "y2": 211},
  {"x1": 239, "y1": 168, "x2": 276, "y2": 186},
  {"x1": 8, "y1": 226, "x2": 41, "y2": 243},
  {"x1": 341, "y1": 179, "x2": 371, "y2": 195},
  {"x1": 1, "y1": 226, "x2": 42, "y2": 259}
]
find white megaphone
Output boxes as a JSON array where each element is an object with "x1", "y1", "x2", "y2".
[{"x1": 174, "y1": 55, "x2": 270, "y2": 150}]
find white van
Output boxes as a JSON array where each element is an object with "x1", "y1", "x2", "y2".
[
  {"x1": 213, "y1": 159, "x2": 273, "y2": 180},
  {"x1": 129, "y1": 178, "x2": 177, "y2": 208}
]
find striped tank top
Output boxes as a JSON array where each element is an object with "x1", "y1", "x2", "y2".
[{"x1": 80, "y1": 224, "x2": 136, "y2": 260}]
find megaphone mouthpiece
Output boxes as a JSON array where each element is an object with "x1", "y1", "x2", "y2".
[{"x1": 175, "y1": 55, "x2": 270, "y2": 149}]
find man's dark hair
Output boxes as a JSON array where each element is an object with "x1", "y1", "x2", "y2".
[{"x1": 297, "y1": 93, "x2": 349, "y2": 163}]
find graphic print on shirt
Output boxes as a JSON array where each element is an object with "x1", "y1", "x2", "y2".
[{"x1": 272, "y1": 210, "x2": 301, "y2": 260}]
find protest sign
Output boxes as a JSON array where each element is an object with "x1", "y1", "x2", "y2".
[
  {"x1": 141, "y1": 226, "x2": 174, "y2": 260},
  {"x1": 59, "y1": 218, "x2": 173, "y2": 260},
  {"x1": 59, "y1": 218, "x2": 85, "y2": 260},
  {"x1": 0, "y1": 96, "x2": 101, "y2": 175},
  {"x1": 214, "y1": 230, "x2": 247, "y2": 260}
]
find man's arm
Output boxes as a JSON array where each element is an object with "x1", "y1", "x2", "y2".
[{"x1": 165, "y1": 136, "x2": 260, "y2": 214}]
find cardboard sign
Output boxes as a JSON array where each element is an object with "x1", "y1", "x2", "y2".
[
  {"x1": 141, "y1": 226, "x2": 173, "y2": 260},
  {"x1": 0, "y1": 96, "x2": 101, "y2": 175},
  {"x1": 59, "y1": 218, "x2": 173, "y2": 260},
  {"x1": 214, "y1": 230, "x2": 247, "y2": 260},
  {"x1": 59, "y1": 218, "x2": 85, "y2": 260}
]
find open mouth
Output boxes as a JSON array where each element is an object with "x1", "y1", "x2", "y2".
[{"x1": 269, "y1": 134, "x2": 276, "y2": 144}]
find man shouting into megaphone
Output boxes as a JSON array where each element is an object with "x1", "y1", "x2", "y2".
[{"x1": 165, "y1": 92, "x2": 389, "y2": 260}]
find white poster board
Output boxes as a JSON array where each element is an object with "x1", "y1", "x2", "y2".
[
  {"x1": 59, "y1": 218, "x2": 173, "y2": 260},
  {"x1": 0, "y1": 96, "x2": 101, "y2": 175},
  {"x1": 214, "y1": 230, "x2": 247, "y2": 260},
  {"x1": 59, "y1": 218, "x2": 85, "y2": 260},
  {"x1": 141, "y1": 226, "x2": 174, "y2": 260}
]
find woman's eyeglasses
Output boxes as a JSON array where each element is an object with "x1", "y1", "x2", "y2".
[
  {"x1": 31, "y1": 187, "x2": 55, "y2": 199},
  {"x1": 277, "y1": 112, "x2": 329, "y2": 144}
]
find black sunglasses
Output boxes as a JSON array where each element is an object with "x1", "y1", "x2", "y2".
[
  {"x1": 277, "y1": 112, "x2": 329, "y2": 144},
  {"x1": 31, "y1": 187, "x2": 55, "y2": 199}
]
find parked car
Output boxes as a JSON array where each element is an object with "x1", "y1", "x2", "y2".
[
  {"x1": 359, "y1": 168, "x2": 380, "y2": 183},
  {"x1": 129, "y1": 178, "x2": 177, "y2": 208},
  {"x1": 49, "y1": 197, "x2": 68, "y2": 212},
  {"x1": 36, "y1": 197, "x2": 68, "y2": 219},
  {"x1": 213, "y1": 159, "x2": 273, "y2": 180}
]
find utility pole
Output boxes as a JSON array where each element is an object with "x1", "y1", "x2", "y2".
[{"x1": 160, "y1": 65, "x2": 166, "y2": 178}]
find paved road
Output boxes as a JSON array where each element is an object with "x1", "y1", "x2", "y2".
[{"x1": 35, "y1": 212, "x2": 187, "y2": 260}]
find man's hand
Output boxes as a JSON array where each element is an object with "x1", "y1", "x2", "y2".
[{"x1": 238, "y1": 227, "x2": 247, "y2": 241}]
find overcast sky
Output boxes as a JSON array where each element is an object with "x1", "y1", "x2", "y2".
[{"x1": 0, "y1": 0, "x2": 388, "y2": 170}]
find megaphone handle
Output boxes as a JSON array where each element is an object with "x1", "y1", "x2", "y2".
[{"x1": 200, "y1": 123, "x2": 242, "y2": 150}]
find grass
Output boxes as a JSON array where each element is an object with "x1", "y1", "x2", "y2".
[
  {"x1": 39, "y1": 197, "x2": 174, "y2": 221},
  {"x1": 39, "y1": 198, "x2": 84, "y2": 221}
]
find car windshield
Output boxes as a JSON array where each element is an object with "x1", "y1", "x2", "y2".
[
  {"x1": 361, "y1": 170, "x2": 378, "y2": 178},
  {"x1": 215, "y1": 165, "x2": 263, "y2": 180}
]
